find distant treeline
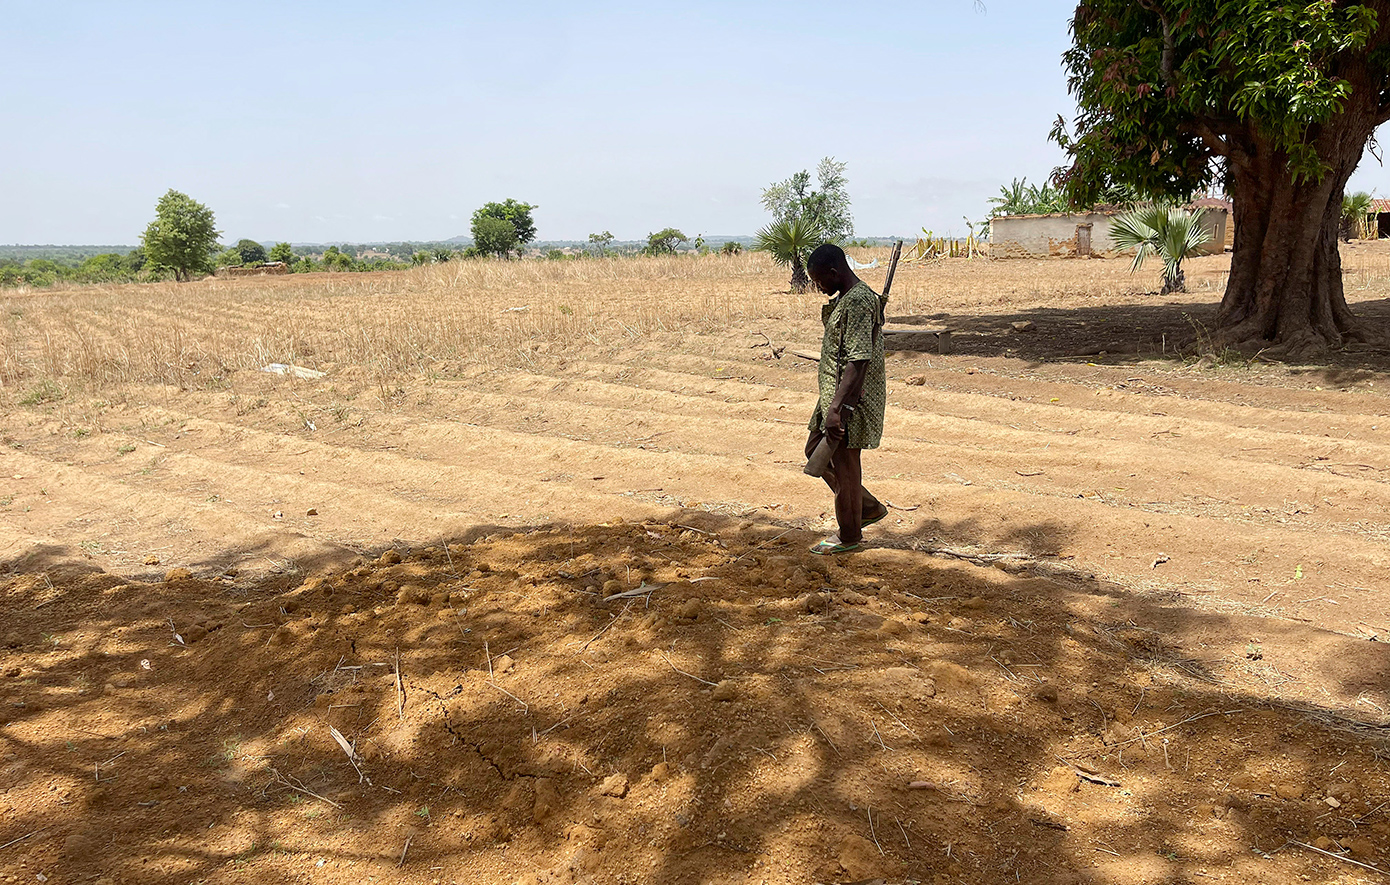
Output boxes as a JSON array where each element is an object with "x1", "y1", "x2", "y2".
[
  {"x1": 0, "y1": 236, "x2": 905, "y2": 289},
  {"x1": 1, "y1": 242, "x2": 459, "y2": 288}
]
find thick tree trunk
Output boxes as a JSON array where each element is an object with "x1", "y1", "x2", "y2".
[{"x1": 1216, "y1": 121, "x2": 1381, "y2": 358}]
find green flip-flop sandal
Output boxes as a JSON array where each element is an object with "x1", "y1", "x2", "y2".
[{"x1": 810, "y1": 536, "x2": 860, "y2": 555}]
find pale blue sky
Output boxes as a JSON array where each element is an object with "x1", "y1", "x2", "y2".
[{"x1": 4, "y1": 1, "x2": 1388, "y2": 245}]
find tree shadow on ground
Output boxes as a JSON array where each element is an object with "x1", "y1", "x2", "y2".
[
  {"x1": 890, "y1": 296, "x2": 1390, "y2": 371},
  {"x1": 1, "y1": 512, "x2": 1387, "y2": 884}
]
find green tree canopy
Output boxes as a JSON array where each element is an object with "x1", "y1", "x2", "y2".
[
  {"x1": 123, "y1": 247, "x2": 146, "y2": 274},
  {"x1": 645, "y1": 228, "x2": 688, "y2": 255},
  {"x1": 472, "y1": 216, "x2": 519, "y2": 257},
  {"x1": 141, "y1": 190, "x2": 220, "y2": 282},
  {"x1": 762, "y1": 157, "x2": 853, "y2": 244},
  {"x1": 588, "y1": 231, "x2": 615, "y2": 255},
  {"x1": 235, "y1": 239, "x2": 268, "y2": 265},
  {"x1": 472, "y1": 200, "x2": 537, "y2": 250},
  {"x1": 322, "y1": 246, "x2": 354, "y2": 271},
  {"x1": 268, "y1": 242, "x2": 294, "y2": 264},
  {"x1": 1053, "y1": 1, "x2": 1390, "y2": 355}
]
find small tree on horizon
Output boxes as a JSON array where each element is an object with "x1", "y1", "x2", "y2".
[
  {"x1": 588, "y1": 231, "x2": 615, "y2": 255},
  {"x1": 269, "y1": 242, "x2": 294, "y2": 264},
  {"x1": 141, "y1": 190, "x2": 220, "y2": 282},
  {"x1": 235, "y1": 239, "x2": 267, "y2": 265},
  {"x1": 645, "y1": 228, "x2": 688, "y2": 255}
]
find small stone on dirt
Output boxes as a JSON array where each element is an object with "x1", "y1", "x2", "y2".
[
  {"x1": 598, "y1": 773, "x2": 628, "y2": 798},
  {"x1": 164, "y1": 568, "x2": 193, "y2": 584},
  {"x1": 906, "y1": 374, "x2": 927, "y2": 386},
  {"x1": 602, "y1": 579, "x2": 623, "y2": 597},
  {"x1": 306, "y1": 508, "x2": 318, "y2": 516},
  {"x1": 1011, "y1": 320, "x2": 1036, "y2": 332},
  {"x1": 800, "y1": 592, "x2": 828, "y2": 614},
  {"x1": 493, "y1": 654, "x2": 515, "y2": 675},
  {"x1": 649, "y1": 762, "x2": 670, "y2": 781},
  {"x1": 711, "y1": 680, "x2": 737, "y2": 702},
  {"x1": 679, "y1": 599, "x2": 702, "y2": 620},
  {"x1": 1035, "y1": 684, "x2": 1059, "y2": 703},
  {"x1": 183, "y1": 625, "x2": 208, "y2": 644},
  {"x1": 1313, "y1": 836, "x2": 1338, "y2": 852},
  {"x1": 144, "y1": 554, "x2": 161, "y2": 566}
]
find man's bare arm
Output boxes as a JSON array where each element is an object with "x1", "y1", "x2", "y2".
[{"x1": 826, "y1": 359, "x2": 868, "y2": 441}]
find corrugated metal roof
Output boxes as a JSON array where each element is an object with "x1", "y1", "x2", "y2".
[{"x1": 1369, "y1": 199, "x2": 1390, "y2": 214}]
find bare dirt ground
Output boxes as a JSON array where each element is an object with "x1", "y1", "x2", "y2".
[{"x1": 2, "y1": 247, "x2": 1389, "y2": 884}]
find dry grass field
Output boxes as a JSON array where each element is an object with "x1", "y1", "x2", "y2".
[{"x1": 2, "y1": 246, "x2": 1390, "y2": 885}]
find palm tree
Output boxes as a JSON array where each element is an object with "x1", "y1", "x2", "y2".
[
  {"x1": 755, "y1": 216, "x2": 825, "y2": 292},
  {"x1": 1341, "y1": 191, "x2": 1374, "y2": 241},
  {"x1": 1109, "y1": 203, "x2": 1211, "y2": 294}
]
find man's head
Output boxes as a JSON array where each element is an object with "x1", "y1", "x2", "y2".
[{"x1": 807, "y1": 243, "x2": 854, "y2": 295}]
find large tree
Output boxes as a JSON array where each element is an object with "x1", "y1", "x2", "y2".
[
  {"x1": 762, "y1": 157, "x2": 853, "y2": 245},
  {"x1": 471, "y1": 199, "x2": 537, "y2": 255},
  {"x1": 141, "y1": 190, "x2": 220, "y2": 282},
  {"x1": 471, "y1": 216, "x2": 519, "y2": 257},
  {"x1": 1054, "y1": 1, "x2": 1390, "y2": 356}
]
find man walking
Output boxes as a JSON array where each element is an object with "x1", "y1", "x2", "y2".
[{"x1": 804, "y1": 243, "x2": 889, "y2": 555}]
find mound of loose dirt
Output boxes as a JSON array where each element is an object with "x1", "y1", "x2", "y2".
[{"x1": 2, "y1": 516, "x2": 1386, "y2": 884}]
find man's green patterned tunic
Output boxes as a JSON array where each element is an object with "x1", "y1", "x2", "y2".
[{"x1": 809, "y1": 280, "x2": 887, "y2": 449}]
